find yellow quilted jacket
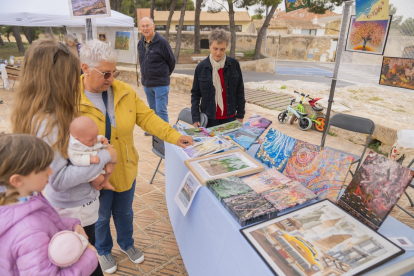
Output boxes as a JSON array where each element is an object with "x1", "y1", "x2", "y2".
[{"x1": 80, "y1": 76, "x2": 181, "y2": 192}]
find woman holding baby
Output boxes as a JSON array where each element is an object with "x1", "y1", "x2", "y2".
[{"x1": 11, "y1": 39, "x2": 193, "y2": 275}]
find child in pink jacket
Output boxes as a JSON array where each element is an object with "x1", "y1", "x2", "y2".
[{"x1": 0, "y1": 133, "x2": 98, "y2": 276}]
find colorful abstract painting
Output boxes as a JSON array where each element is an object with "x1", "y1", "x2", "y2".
[
  {"x1": 338, "y1": 152, "x2": 414, "y2": 230},
  {"x1": 229, "y1": 114, "x2": 272, "y2": 150},
  {"x1": 356, "y1": 0, "x2": 389, "y2": 21},
  {"x1": 207, "y1": 120, "x2": 243, "y2": 136},
  {"x1": 379, "y1": 57, "x2": 414, "y2": 90},
  {"x1": 183, "y1": 127, "x2": 211, "y2": 137},
  {"x1": 261, "y1": 181, "x2": 316, "y2": 211},
  {"x1": 241, "y1": 200, "x2": 404, "y2": 276},
  {"x1": 255, "y1": 128, "x2": 297, "y2": 172},
  {"x1": 284, "y1": 0, "x2": 309, "y2": 13},
  {"x1": 243, "y1": 168, "x2": 292, "y2": 194},
  {"x1": 345, "y1": 15, "x2": 391, "y2": 55},
  {"x1": 284, "y1": 143, "x2": 353, "y2": 202},
  {"x1": 206, "y1": 176, "x2": 253, "y2": 201},
  {"x1": 182, "y1": 136, "x2": 232, "y2": 159},
  {"x1": 222, "y1": 191, "x2": 277, "y2": 226}
]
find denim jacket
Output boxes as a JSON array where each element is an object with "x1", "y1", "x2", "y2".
[{"x1": 191, "y1": 56, "x2": 245, "y2": 122}]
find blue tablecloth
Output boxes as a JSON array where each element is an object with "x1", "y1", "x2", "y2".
[{"x1": 165, "y1": 142, "x2": 414, "y2": 276}]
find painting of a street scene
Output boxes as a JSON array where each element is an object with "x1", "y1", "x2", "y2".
[
  {"x1": 69, "y1": 0, "x2": 110, "y2": 18},
  {"x1": 380, "y1": 57, "x2": 414, "y2": 90},
  {"x1": 199, "y1": 154, "x2": 249, "y2": 177},
  {"x1": 242, "y1": 201, "x2": 403, "y2": 276}
]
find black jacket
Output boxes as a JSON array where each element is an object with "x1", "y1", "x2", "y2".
[
  {"x1": 191, "y1": 56, "x2": 245, "y2": 123},
  {"x1": 138, "y1": 32, "x2": 175, "y2": 87}
]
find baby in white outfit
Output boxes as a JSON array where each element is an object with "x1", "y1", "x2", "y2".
[{"x1": 68, "y1": 116, "x2": 114, "y2": 190}]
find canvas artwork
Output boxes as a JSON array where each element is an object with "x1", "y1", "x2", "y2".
[
  {"x1": 261, "y1": 181, "x2": 317, "y2": 212},
  {"x1": 255, "y1": 128, "x2": 297, "y2": 172},
  {"x1": 356, "y1": 0, "x2": 389, "y2": 21},
  {"x1": 222, "y1": 191, "x2": 277, "y2": 226},
  {"x1": 229, "y1": 114, "x2": 272, "y2": 150},
  {"x1": 98, "y1": 33, "x2": 107, "y2": 42},
  {"x1": 379, "y1": 57, "x2": 414, "y2": 90},
  {"x1": 345, "y1": 15, "x2": 391, "y2": 55},
  {"x1": 284, "y1": 0, "x2": 309, "y2": 13},
  {"x1": 338, "y1": 152, "x2": 414, "y2": 230},
  {"x1": 174, "y1": 172, "x2": 202, "y2": 216},
  {"x1": 284, "y1": 144, "x2": 353, "y2": 202},
  {"x1": 243, "y1": 168, "x2": 292, "y2": 194},
  {"x1": 68, "y1": 0, "x2": 111, "y2": 19},
  {"x1": 182, "y1": 136, "x2": 232, "y2": 159},
  {"x1": 206, "y1": 175, "x2": 253, "y2": 201},
  {"x1": 115, "y1": 31, "x2": 130, "y2": 50},
  {"x1": 183, "y1": 127, "x2": 211, "y2": 137},
  {"x1": 241, "y1": 200, "x2": 404, "y2": 276},
  {"x1": 207, "y1": 120, "x2": 243, "y2": 136},
  {"x1": 199, "y1": 154, "x2": 250, "y2": 177}
]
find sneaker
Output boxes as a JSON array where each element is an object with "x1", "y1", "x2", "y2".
[
  {"x1": 144, "y1": 132, "x2": 152, "y2": 136},
  {"x1": 99, "y1": 254, "x2": 117, "y2": 274},
  {"x1": 120, "y1": 245, "x2": 144, "y2": 264}
]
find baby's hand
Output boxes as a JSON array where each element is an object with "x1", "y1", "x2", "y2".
[
  {"x1": 100, "y1": 137, "x2": 109, "y2": 145},
  {"x1": 100, "y1": 181, "x2": 115, "y2": 191},
  {"x1": 74, "y1": 225, "x2": 88, "y2": 240},
  {"x1": 90, "y1": 156, "x2": 100, "y2": 164}
]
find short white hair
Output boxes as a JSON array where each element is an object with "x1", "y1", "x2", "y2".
[
  {"x1": 140, "y1": 17, "x2": 154, "y2": 25},
  {"x1": 80, "y1": 39, "x2": 118, "y2": 68}
]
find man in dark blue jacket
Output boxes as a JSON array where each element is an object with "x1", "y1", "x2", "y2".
[{"x1": 138, "y1": 17, "x2": 175, "y2": 135}]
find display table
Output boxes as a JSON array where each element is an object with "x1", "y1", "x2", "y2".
[{"x1": 165, "y1": 142, "x2": 414, "y2": 276}]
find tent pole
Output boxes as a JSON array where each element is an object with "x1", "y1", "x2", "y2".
[
  {"x1": 322, "y1": 0, "x2": 353, "y2": 144},
  {"x1": 132, "y1": 27, "x2": 139, "y2": 87}
]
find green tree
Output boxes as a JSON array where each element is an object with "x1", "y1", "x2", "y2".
[
  {"x1": 174, "y1": 0, "x2": 189, "y2": 62},
  {"x1": 110, "y1": 0, "x2": 123, "y2": 11},
  {"x1": 251, "y1": 14, "x2": 263, "y2": 20},
  {"x1": 165, "y1": 0, "x2": 178, "y2": 41},
  {"x1": 307, "y1": 0, "x2": 344, "y2": 14},
  {"x1": 389, "y1": 4, "x2": 403, "y2": 30},
  {"x1": 12, "y1": 26, "x2": 25, "y2": 55},
  {"x1": 194, "y1": 0, "x2": 205, "y2": 54},
  {"x1": 401, "y1": 18, "x2": 414, "y2": 36},
  {"x1": 0, "y1": 26, "x2": 5, "y2": 46}
]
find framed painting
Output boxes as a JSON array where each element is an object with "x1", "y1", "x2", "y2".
[
  {"x1": 338, "y1": 151, "x2": 414, "y2": 230},
  {"x1": 356, "y1": 0, "x2": 389, "y2": 21},
  {"x1": 115, "y1": 31, "x2": 130, "y2": 50},
  {"x1": 68, "y1": 0, "x2": 111, "y2": 19},
  {"x1": 345, "y1": 15, "x2": 391, "y2": 55},
  {"x1": 241, "y1": 200, "x2": 404, "y2": 276},
  {"x1": 379, "y1": 56, "x2": 414, "y2": 90},
  {"x1": 182, "y1": 136, "x2": 233, "y2": 159},
  {"x1": 184, "y1": 149, "x2": 265, "y2": 185},
  {"x1": 97, "y1": 33, "x2": 107, "y2": 42},
  {"x1": 284, "y1": 0, "x2": 309, "y2": 13}
]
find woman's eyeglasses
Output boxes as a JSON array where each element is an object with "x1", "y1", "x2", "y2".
[
  {"x1": 93, "y1": 68, "x2": 118, "y2": 79},
  {"x1": 53, "y1": 42, "x2": 69, "y2": 64}
]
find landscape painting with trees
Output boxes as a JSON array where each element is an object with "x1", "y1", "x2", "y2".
[{"x1": 345, "y1": 15, "x2": 391, "y2": 55}]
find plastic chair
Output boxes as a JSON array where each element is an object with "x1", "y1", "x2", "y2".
[
  {"x1": 396, "y1": 159, "x2": 414, "y2": 218},
  {"x1": 149, "y1": 108, "x2": 208, "y2": 184},
  {"x1": 321, "y1": 113, "x2": 375, "y2": 176}
]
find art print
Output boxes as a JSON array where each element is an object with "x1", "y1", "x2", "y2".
[
  {"x1": 255, "y1": 128, "x2": 297, "y2": 172},
  {"x1": 284, "y1": 0, "x2": 309, "y2": 13},
  {"x1": 241, "y1": 200, "x2": 404, "y2": 276},
  {"x1": 338, "y1": 152, "x2": 414, "y2": 230},
  {"x1": 243, "y1": 168, "x2": 292, "y2": 194},
  {"x1": 230, "y1": 114, "x2": 272, "y2": 150},
  {"x1": 183, "y1": 127, "x2": 211, "y2": 137},
  {"x1": 182, "y1": 136, "x2": 232, "y2": 159},
  {"x1": 379, "y1": 57, "x2": 414, "y2": 90},
  {"x1": 207, "y1": 120, "x2": 243, "y2": 136},
  {"x1": 199, "y1": 154, "x2": 250, "y2": 177},
  {"x1": 68, "y1": 0, "x2": 111, "y2": 19},
  {"x1": 174, "y1": 172, "x2": 202, "y2": 216},
  {"x1": 98, "y1": 33, "x2": 107, "y2": 42},
  {"x1": 115, "y1": 31, "x2": 130, "y2": 50},
  {"x1": 206, "y1": 175, "x2": 253, "y2": 201},
  {"x1": 356, "y1": 0, "x2": 389, "y2": 21},
  {"x1": 345, "y1": 15, "x2": 391, "y2": 55},
  {"x1": 284, "y1": 145, "x2": 353, "y2": 202}
]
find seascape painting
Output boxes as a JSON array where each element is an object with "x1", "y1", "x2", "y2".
[
  {"x1": 207, "y1": 121, "x2": 243, "y2": 136},
  {"x1": 255, "y1": 128, "x2": 297, "y2": 172},
  {"x1": 115, "y1": 31, "x2": 130, "y2": 50},
  {"x1": 230, "y1": 114, "x2": 272, "y2": 150},
  {"x1": 356, "y1": 0, "x2": 389, "y2": 21},
  {"x1": 379, "y1": 57, "x2": 414, "y2": 90},
  {"x1": 345, "y1": 15, "x2": 391, "y2": 55},
  {"x1": 241, "y1": 200, "x2": 404, "y2": 276},
  {"x1": 338, "y1": 152, "x2": 414, "y2": 230},
  {"x1": 68, "y1": 0, "x2": 111, "y2": 18},
  {"x1": 284, "y1": 0, "x2": 309, "y2": 13},
  {"x1": 199, "y1": 154, "x2": 250, "y2": 177},
  {"x1": 243, "y1": 168, "x2": 292, "y2": 194}
]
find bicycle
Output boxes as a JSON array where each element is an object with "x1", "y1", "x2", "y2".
[
  {"x1": 277, "y1": 99, "x2": 312, "y2": 131},
  {"x1": 290, "y1": 91, "x2": 326, "y2": 133}
]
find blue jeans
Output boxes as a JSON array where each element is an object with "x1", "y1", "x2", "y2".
[
  {"x1": 95, "y1": 181, "x2": 136, "y2": 256},
  {"x1": 143, "y1": 85, "x2": 170, "y2": 123}
]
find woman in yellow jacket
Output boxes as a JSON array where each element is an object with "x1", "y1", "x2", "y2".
[{"x1": 80, "y1": 40, "x2": 193, "y2": 274}]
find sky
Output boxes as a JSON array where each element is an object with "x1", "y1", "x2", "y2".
[{"x1": 203, "y1": 0, "x2": 413, "y2": 21}]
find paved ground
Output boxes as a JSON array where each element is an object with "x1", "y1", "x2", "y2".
[{"x1": 1, "y1": 82, "x2": 414, "y2": 275}]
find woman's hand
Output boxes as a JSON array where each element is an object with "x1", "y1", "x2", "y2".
[
  {"x1": 74, "y1": 224, "x2": 88, "y2": 240},
  {"x1": 177, "y1": 135, "x2": 194, "y2": 148},
  {"x1": 193, "y1": 122, "x2": 200, "y2": 127},
  {"x1": 105, "y1": 145, "x2": 118, "y2": 164},
  {"x1": 236, "y1": 118, "x2": 243, "y2": 123}
]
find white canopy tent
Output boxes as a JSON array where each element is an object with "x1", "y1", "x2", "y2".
[{"x1": 0, "y1": 0, "x2": 137, "y2": 63}]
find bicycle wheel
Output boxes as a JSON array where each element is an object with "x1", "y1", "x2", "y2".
[
  {"x1": 289, "y1": 115, "x2": 297, "y2": 124},
  {"x1": 278, "y1": 112, "x2": 289, "y2": 124},
  {"x1": 313, "y1": 117, "x2": 326, "y2": 132},
  {"x1": 298, "y1": 117, "x2": 312, "y2": 131}
]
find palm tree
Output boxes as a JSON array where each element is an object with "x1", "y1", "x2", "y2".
[{"x1": 174, "y1": 0, "x2": 189, "y2": 62}]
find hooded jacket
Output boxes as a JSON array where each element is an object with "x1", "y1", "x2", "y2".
[{"x1": 0, "y1": 193, "x2": 98, "y2": 276}]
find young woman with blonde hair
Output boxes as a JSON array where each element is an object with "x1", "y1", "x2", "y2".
[{"x1": 11, "y1": 39, "x2": 117, "y2": 276}]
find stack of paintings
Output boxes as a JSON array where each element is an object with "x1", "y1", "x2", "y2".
[
  {"x1": 183, "y1": 127, "x2": 211, "y2": 137},
  {"x1": 207, "y1": 176, "x2": 253, "y2": 201},
  {"x1": 207, "y1": 120, "x2": 243, "y2": 136},
  {"x1": 182, "y1": 136, "x2": 233, "y2": 159},
  {"x1": 338, "y1": 152, "x2": 414, "y2": 230}
]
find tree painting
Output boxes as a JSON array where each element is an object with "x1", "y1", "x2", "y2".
[
  {"x1": 345, "y1": 15, "x2": 391, "y2": 55},
  {"x1": 115, "y1": 31, "x2": 130, "y2": 50}
]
